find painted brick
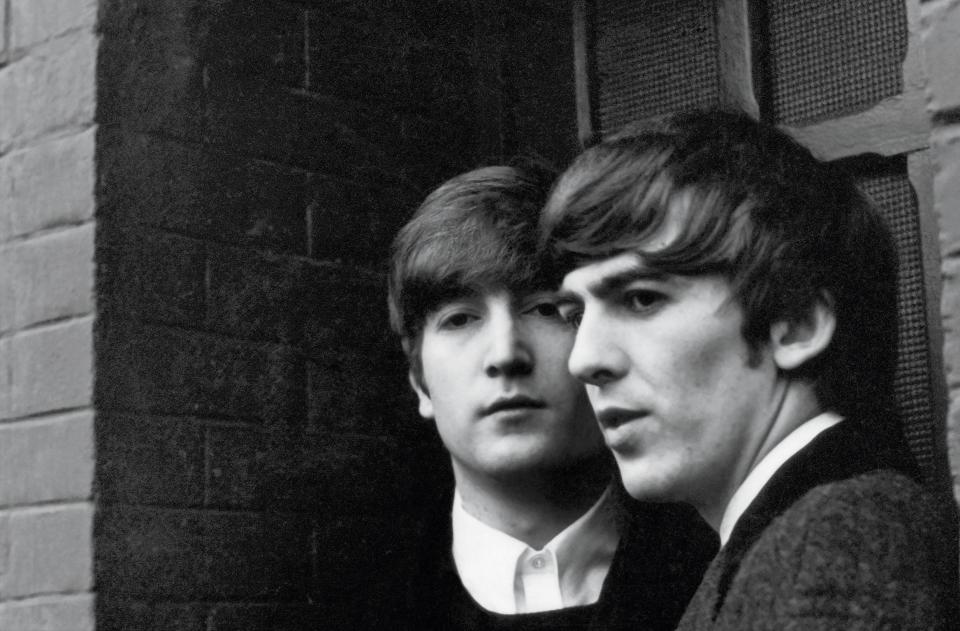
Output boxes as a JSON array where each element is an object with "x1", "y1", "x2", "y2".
[
  {"x1": 0, "y1": 2, "x2": 7, "y2": 65},
  {"x1": 306, "y1": 6, "x2": 412, "y2": 103},
  {"x1": 96, "y1": 599, "x2": 208, "y2": 631},
  {"x1": 0, "y1": 504, "x2": 93, "y2": 598},
  {"x1": 0, "y1": 338, "x2": 11, "y2": 419},
  {"x1": 204, "y1": 73, "x2": 403, "y2": 176},
  {"x1": 201, "y1": 511, "x2": 311, "y2": 600},
  {"x1": 96, "y1": 321, "x2": 304, "y2": 422},
  {"x1": 98, "y1": 226, "x2": 206, "y2": 326},
  {"x1": 306, "y1": 348, "x2": 416, "y2": 438},
  {"x1": 306, "y1": 1, "x2": 476, "y2": 109},
  {"x1": 0, "y1": 31, "x2": 97, "y2": 154},
  {"x1": 930, "y1": 125, "x2": 960, "y2": 240},
  {"x1": 0, "y1": 411, "x2": 94, "y2": 506},
  {"x1": 96, "y1": 506, "x2": 310, "y2": 600},
  {"x1": 94, "y1": 507, "x2": 206, "y2": 600},
  {"x1": 922, "y1": 0, "x2": 960, "y2": 112},
  {"x1": 5, "y1": 317, "x2": 94, "y2": 420},
  {"x1": 398, "y1": 113, "x2": 483, "y2": 192},
  {"x1": 97, "y1": 0, "x2": 214, "y2": 140},
  {"x1": 943, "y1": 256, "x2": 960, "y2": 381},
  {"x1": 97, "y1": 129, "x2": 309, "y2": 254},
  {"x1": 0, "y1": 594, "x2": 95, "y2": 631},
  {"x1": 206, "y1": 245, "x2": 308, "y2": 343},
  {"x1": 97, "y1": 414, "x2": 205, "y2": 507},
  {"x1": 307, "y1": 176, "x2": 414, "y2": 266},
  {"x1": 301, "y1": 265, "x2": 396, "y2": 355},
  {"x1": 404, "y1": 41, "x2": 478, "y2": 120},
  {"x1": 0, "y1": 128, "x2": 96, "y2": 242},
  {"x1": 289, "y1": 435, "x2": 438, "y2": 516},
  {"x1": 0, "y1": 223, "x2": 95, "y2": 334},
  {"x1": 498, "y1": 9, "x2": 579, "y2": 165},
  {"x1": 310, "y1": 442, "x2": 443, "y2": 598},
  {"x1": 206, "y1": 424, "x2": 267, "y2": 509},
  {"x1": 9, "y1": 0, "x2": 98, "y2": 52},
  {"x1": 948, "y1": 243, "x2": 960, "y2": 498},
  {"x1": 205, "y1": 0, "x2": 305, "y2": 88},
  {"x1": 206, "y1": 603, "x2": 324, "y2": 631},
  {"x1": 946, "y1": 395, "x2": 958, "y2": 497}
]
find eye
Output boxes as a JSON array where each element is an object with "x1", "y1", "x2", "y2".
[
  {"x1": 624, "y1": 289, "x2": 665, "y2": 313},
  {"x1": 526, "y1": 301, "x2": 561, "y2": 318},
  {"x1": 437, "y1": 311, "x2": 477, "y2": 329},
  {"x1": 556, "y1": 304, "x2": 583, "y2": 330}
]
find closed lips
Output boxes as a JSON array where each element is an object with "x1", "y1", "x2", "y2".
[
  {"x1": 596, "y1": 408, "x2": 645, "y2": 429},
  {"x1": 483, "y1": 396, "x2": 545, "y2": 415}
]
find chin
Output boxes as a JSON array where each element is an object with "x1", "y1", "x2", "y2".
[
  {"x1": 616, "y1": 460, "x2": 680, "y2": 502},
  {"x1": 479, "y1": 448, "x2": 573, "y2": 477}
]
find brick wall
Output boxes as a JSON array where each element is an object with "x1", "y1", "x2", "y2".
[
  {"x1": 2, "y1": 0, "x2": 957, "y2": 628},
  {"x1": 0, "y1": 0, "x2": 98, "y2": 629},
  {"x1": 90, "y1": 1, "x2": 575, "y2": 629},
  {"x1": 921, "y1": 0, "x2": 960, "y2": 504}
]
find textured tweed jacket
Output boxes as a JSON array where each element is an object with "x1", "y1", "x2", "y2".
[{"x1": 676, "y1": 421, "x2": 959, "y2": 631}]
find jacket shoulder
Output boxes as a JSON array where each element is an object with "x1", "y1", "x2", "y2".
[{"x1": 721, "y1": 469, "x2": 958, "y2": 629}]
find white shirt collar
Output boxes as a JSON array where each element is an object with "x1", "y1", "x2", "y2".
[
  {"x1": 718, "y1": 411, "x2": 843, "y2": 546},
  {"x1": 451, "y1": 486, "x2": 620, "y2": 614}
]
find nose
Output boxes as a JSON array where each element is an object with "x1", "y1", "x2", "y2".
[
  {"x1": 567, "y1": 311, "x2": 626, "y2": 387},
  {"x1": 484, "y1": 310, "x2": 533, "y2": 378}
]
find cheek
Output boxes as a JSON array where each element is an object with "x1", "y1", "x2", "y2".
[
  {"x1": 676, "y1": 323, "x2": 752, "y2": 390},
  {"x1": 533, "y1": 331, "x2": 578, "y2": 376}
]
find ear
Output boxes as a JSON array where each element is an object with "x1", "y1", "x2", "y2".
[
  {"x1": 769, "y1": 293, "x2": 837, "y2": 371},
  {"x1": 408, "y1": 371, "x2": 435, "y2": 419}
]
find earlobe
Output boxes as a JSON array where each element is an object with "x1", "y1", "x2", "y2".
[
  {"x1": 408, "y1": 372, "x2": 435, "y2": 419},
  {"x1": 770, "y1": 294, "x2": 837, "y2": 371}
]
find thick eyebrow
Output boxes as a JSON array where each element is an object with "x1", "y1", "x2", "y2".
[{"x1": 562, "y1": 265, "x2": 671, "y2": 303}]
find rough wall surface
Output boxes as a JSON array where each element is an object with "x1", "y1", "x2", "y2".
[
  {"x1": 921, "y1": 0, "x2": 960, "y2": 504},
  {"x1": 0, "y1": 0, "x2": 98, "y2": 629},
  {"x1": 91, "y1": 0, "x2": 575, "y2": 629}
]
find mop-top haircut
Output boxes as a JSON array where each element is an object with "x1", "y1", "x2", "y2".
[
  {"x1": 541, "y1": 109, "x2": 898, "y2": 421},
  {"x1": 389, "y1": 165, "x2": 555, "y2": 383}
]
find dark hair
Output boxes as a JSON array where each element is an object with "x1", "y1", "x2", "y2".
[
  {"x1": 388, "y1": 165, "x2": 555, "y2": 382},
  {"x1": 541, "y1": 109, "x2": 898, "y2": 419}
]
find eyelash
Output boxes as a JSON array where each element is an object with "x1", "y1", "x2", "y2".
[
  {"x1": 624, "y1": 289, "x2": 665, "y2": 313},
  {"x1": 554, "y1": 289, "x2": 666, "y2": 331},
  {"x1": 557, "y1": 306, "x2": 583, "y2": 329},
  {"x1": 438, "y1": 311, "x2": 476, "y2": 329},
  {"x1": 526, "y1": 302, "x2": 561, "y2": 318},
  {"x1": 436, "y1": 300, "x2": 562, "y2": 329}
]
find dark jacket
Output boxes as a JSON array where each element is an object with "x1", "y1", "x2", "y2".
[
  {"x1": 358, "y1": 482, "x2": 717, "y2": 631},
  {"x1": 677, "y1": 421, "x2": 960, "y2": 630}
]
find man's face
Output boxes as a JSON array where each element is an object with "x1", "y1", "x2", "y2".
[
  {"x1": 413, "y1": 288, "x2": 604, "y2": 480},
  {"x1": 558, "y1": 252, "x2": 783, "y2": 510}
]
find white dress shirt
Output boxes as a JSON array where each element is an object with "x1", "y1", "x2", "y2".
[
  {"x1": 718, "y1": 411, "x2": 843, "y2": 546},
  {"x1": 451, "y1": 486, "x2": 620, "y2": 614}
]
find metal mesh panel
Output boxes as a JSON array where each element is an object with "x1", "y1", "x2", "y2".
[
  {"x1": 767, "y1": 0, "x2": 907, "y2": 125},
  {"x1": 594, "y1": 0, "x2": 719, "y2": 133},
  {"x1": 854, "y1": 163, "x2": 937, "y2": 480}
]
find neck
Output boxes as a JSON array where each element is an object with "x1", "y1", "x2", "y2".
[
  {"x1": 697, "y1": 381, "x2": 823, "y2": 532},
  {"x1": 453, "y1": 455, "x2": 614, "y2": 549}
]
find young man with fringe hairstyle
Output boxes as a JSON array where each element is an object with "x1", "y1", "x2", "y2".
[
  {"x1": 542, "y1": 110, "x2": 959, "y2": 629},
  {"x1": 373, "y1": 164, "x2": 715, "y2": 630}
]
